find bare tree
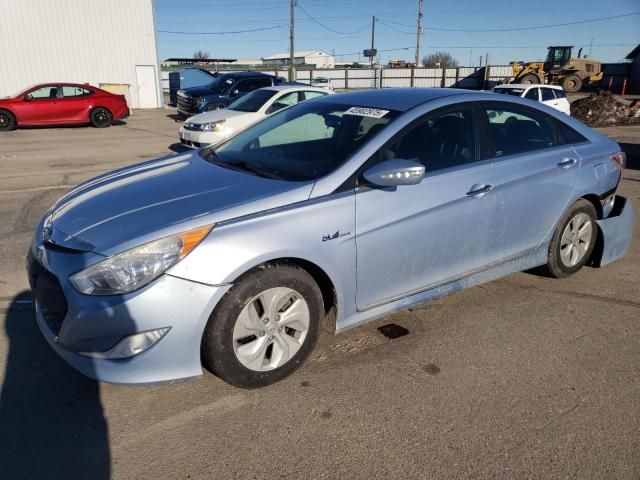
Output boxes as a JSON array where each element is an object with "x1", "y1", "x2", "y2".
[
  {"x1": 421, "y1": 51, "x2": 459, "y2": 68},
  {"x1": 193, "y1": 50, "x2": 210, "y2": 61}
]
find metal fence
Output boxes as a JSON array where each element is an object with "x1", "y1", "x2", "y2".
[{"x1": 160, "y1": 63, "x2": 633, "y2": 93}]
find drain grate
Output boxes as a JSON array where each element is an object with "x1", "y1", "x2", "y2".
[{"x1": 377, "y1": 323, "x2": 410, "y2": 339}]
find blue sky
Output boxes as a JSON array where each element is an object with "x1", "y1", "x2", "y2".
[{"x1": 155, "y1": 0, "x2": 640, "y2": 66}]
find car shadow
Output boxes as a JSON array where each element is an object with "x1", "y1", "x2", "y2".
[
  {"x1": 0, "y1": 292, "x2": 110, "y2": 479},
  {"x1": 168, "y1": 142, "x2": 193, "y2": 153},
  {"x1": 16, "y1": 121, "x2": 127, "y2": 130},
  {"x1": 166, "y1": 113, "x2": 184, "y2": 122},
  {"x1": 619, "y1": 142, "x2": 640, "y2": 171}
]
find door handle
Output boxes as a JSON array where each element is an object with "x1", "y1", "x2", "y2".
[
  {"x1": 466, "y1": 184, "x2": 494, "y2": 197},
  {"x1": 557, "y1": 158, "x2": 577, "y2": 169}
]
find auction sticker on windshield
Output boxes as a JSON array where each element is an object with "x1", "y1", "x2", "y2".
[{"x1": 344, "y1": 106, "x2": 389, "y2": 118}]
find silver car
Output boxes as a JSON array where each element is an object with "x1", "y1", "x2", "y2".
[{"x1": 28, "y1": 88, "x2": 634, "y2": 388}]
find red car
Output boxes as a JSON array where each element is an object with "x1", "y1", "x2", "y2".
[{"x1": 0, "y1": 83, "x2": 130, "y2": 131}]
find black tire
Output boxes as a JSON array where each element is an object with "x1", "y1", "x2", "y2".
[
  {"x1": 205, "y1": 103, "x2": 225, "y2": 112},
  {"x1": 202, "y1": 264, "x2": 323, "y2": 388},
  {"x1": 517, "y1": 73, "x2": 539, "y2": 85},
  {"x1": 0, "y1": 109, "x2": 16, "y2": 131},
  {"x1": 90, "y1": 107, "x2": 112, "y2": 128},
  {"x1": 542, "y1": 199, "x2": 597, "y2": 278},
  {"x1": 562, "y1": 74, "x2": 583, "y2": 93}
]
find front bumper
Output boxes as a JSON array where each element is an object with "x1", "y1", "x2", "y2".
[
  {"x1": 28, "y1": 240, "x2": 230, "y2": 384},
  {"x1": 179, "y1": 126, "x2": 224, "y2": 149},
  {"x1": 590, "y1": 195, "x2": 635, "y2": 267}
]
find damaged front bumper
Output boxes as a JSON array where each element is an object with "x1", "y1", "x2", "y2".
[{"x1": 590, "y1": 195, "x2": 635, "y2": 267}]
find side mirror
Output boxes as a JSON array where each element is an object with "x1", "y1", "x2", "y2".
[
  {"x1": 23, "y1": 94, "x2": 33, "y2": 102},
  {"x1": 363, "y1": 159, "x2": 425, "y2": 187}
]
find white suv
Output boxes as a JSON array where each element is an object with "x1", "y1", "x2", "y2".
[{"x1": 492, "y1": 84, "x2": 571, "y2": 115}]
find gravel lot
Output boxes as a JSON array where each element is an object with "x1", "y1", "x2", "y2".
[{"x1": 0, "y1": 108, "x2": 638, "y2": 479}]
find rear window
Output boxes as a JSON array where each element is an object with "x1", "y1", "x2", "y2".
[{"x1": 493, "y1": 87, "x2": 524, "y2": 97}]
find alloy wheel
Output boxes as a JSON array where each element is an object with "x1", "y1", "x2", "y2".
[
  {"x1": 559, "y1": 213, "x2": 593, "y2": 267},
  {"x1": 232, "y1": 287, "x2": 310, "y2": 371}
]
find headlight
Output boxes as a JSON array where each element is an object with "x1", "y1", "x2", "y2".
[
  {"x1": 195, "y1": 97, "x2": 205, "y2": 105},
  {"x1": 70, "y1": 225, "x2": 212, "y2": 295},
  {"x1": 201, "y1": 119, "x2": 226, "y2": 132}
]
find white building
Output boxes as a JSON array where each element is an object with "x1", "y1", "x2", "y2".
[
  {"x1": 262, "y1": 50, "x2": 335, "y2": 69},
  {"x1": 0, "y1": 0, "x2": 162, "y2": 108}
]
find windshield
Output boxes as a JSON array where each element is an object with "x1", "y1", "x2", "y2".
[
  {"x1": 493, "y1": 87, "x2": 524, "y2": 97},
  {"x1": 204, "y1": 101, "x2": 399, "y2": 181},
  {"x1": 228, "y1": 89, "x2": 277, "y2": 112},
  {"x1": 207, "y1": 76, "x2": 235, "y2": 93}
]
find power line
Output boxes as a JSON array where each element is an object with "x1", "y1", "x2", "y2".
[
  {"x1": 158, "y1": 25, "x2": 286, "y2": 35},
  {"x1": 296, "y1": 2, "x2": 370, "y2": 35},
  {"x1": 383, "y1": 11, "x2": 640, "y2": 32}
]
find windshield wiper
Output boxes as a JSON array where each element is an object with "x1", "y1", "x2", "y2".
[{"x1": 211, "y1": 156, "x2": 284, "y2": 180}]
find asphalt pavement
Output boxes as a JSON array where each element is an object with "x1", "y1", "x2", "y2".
[{"x1": 0, "y1": 109, "x2": 638, "y2": 479}]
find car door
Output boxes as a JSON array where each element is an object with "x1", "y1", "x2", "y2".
[
  {"x1": 355, "y1": 104, "x2": 498, "y2": 310},
  {"x1": 540, "y1": 87, "x2": 561, "y2": 111},
  {"x1": 482, "y1": 101, "x2": 581, "y2": 260},
  {"x1": 59, "y1": 85, "x2": 93, "y2": 123},
  {"x1": 17, "y1": 85, "x2": 62, "y2": 125}
]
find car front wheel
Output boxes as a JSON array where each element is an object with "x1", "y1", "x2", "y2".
[
  {"x1": 202, "y1": 265, "x2": 322, "y2": 388},
  {"x1": 543, "y1": 199, "x2": 597, "y2": 278}
]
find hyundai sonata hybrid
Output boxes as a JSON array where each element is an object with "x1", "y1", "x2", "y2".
[{"x1": 28, "y1": 88, "x2": 634, "y2": 388}]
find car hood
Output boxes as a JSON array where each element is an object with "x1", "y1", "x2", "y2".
[
  {"x1": 180, "y1": 86, "x2": 221, "y2": 98},
  {"x1": 47, "y1": 152, "x2": 314, "y2": 255},
  {"x1": 186, "y1": 109, "x2": 256, "y2": 125}
]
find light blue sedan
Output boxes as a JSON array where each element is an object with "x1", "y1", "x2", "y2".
[{"x1": 28, "y1": 88, "x2": 634, "y2": 388}]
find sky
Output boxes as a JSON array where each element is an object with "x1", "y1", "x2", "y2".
[{"x1": 154, "y1": 0, "x2": 640, "y2": 66}]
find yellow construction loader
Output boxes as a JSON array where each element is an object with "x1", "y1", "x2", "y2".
[{"x1": 509, "y1": 46, "x2": 603, "y2": 93}]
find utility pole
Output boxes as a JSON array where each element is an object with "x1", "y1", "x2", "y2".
[
  {"x1": 289, "y1": 0, "x2": 295, "y2": 81},
  {"x1": 415, "y1": 0, "x2": 423, "y2": 67},
  {"x1": 370, "y1": 15, "x2": 376, "y2": 68}
]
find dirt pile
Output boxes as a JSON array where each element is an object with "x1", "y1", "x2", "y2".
[{"x1": 571, "y1": 90, "x2": 640, "y2": 127}]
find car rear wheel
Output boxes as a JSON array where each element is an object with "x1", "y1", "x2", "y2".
[
  {"x1": 542, "y1": 199, "x2": 597, "y2": 278},
  {"x1": 90, "y1": 107, "x2": 112, "y2": 128},
  {"x1": 202, "y1": 265, "x2": 322, "y2": 388},
  {"x1": 0, "y1": 110, "x2": 16, "y2": 131}
]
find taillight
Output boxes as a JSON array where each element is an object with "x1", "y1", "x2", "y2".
[{"x1": 610, "y1": 152, "x2": 626, "y2": 168}]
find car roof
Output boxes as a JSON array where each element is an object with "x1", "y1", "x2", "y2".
[
  {"x1": 262, "y1": 85, "x2": 329, "y2": 93},
  {"x1": 312, "y1": 87, "x2": 474, "y2": 112},
  {"x1": 220, "y1": 71, "x2": 273, "y2": 78},
  {"x1": 494, "y1": 84, "x2": 563, "y2": 90}
]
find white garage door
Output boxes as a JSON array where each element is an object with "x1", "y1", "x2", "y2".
[{"x1": 135, "y1": 65, "x2": 158, "y2": 108}]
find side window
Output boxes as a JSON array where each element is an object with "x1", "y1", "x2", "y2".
[
  {"x1": 267, "y1": 91, "x2": 301, "y2": 114},
  {"x1": 61, "y1": 86, "x2": 92, "y2": 98},
  {"x1": 234, "y1": 80, "x2": 252, "y2": 93},
  {"x1": 377, "y1": 106, "x2": 477, "y2": 172},
  {"x1": 303, "y1": 90, "x2": 326, "y2": 100},
  {"x1": 252, "y1": 77, "x2": 273, "y2": 89},
  {"x1": 484, "y1": 104, "x2": 556, "y2": 157},
  {"x1": 556, "y1": 121, "x2": 588, "y2": 145},
  {"x1": 553, "y1": 89, "x2": 567, "y2": 99},
  {"x1": 524, "y1": 88, "x2": 539, "y2": 101},
  {"x1": 541, "y1": 88, "x2": 555, "y2": 101},
  {"x1": 29, "y1": 86, "x2": 58, "y2": 100}
]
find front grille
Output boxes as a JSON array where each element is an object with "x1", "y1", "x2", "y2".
[
  {"x1": 27, "y1": 250, "x2": 68, "y2": 336},
  {"x1": 177, "y1": 95, "x2": 197, "y2": 114}
]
